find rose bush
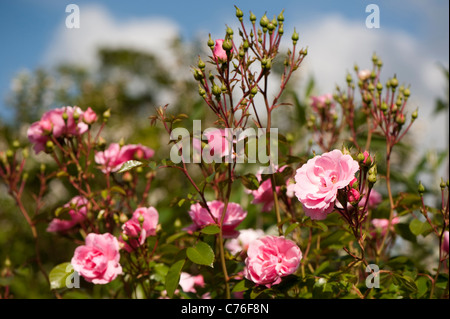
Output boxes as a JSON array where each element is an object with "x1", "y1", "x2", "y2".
[{"x1": 0, "y1": 6, "x2": 448, "y2": 301}]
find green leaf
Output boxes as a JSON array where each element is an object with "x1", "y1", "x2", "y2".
[
  {"x1": 394, "y1": 223, "x2": 417, "y2": 243},
  {"x1": 240, "y1": 174, "x2": 260, "y2": 190},
  {"x1": 200, "y1": 225, "x2": 220, "y2": 235},
  {"x1": 117, "y1": 160, "x2": 144, "y2": 173},
  {"x1": 231, "y1": 280, "x2": 253, "y2": 293},
  {"x1": 416, "y1": 276, "x2": 429, "y2": 298},
  {"x1": 49, "y1": 262, "x2": 73, "y2": 290},
  {"x1": 186, "y1": 241, "x2": 215, "y2": 267},
  {"x1": 206, "y1": 172, "x2": 216, "y2": 183},
  {"x1": 392, "y1": 273, "x2": 417, "y2": 293},
  {"x1": 409, "y1": 219, "x2": 433, "y2": 236},
  {"x1": 165, "y1": 259, "x2": 185, "y2": 298},
  {"x1": 110, "y1": 185, "x2": 126, "y2": 196},
  {"x1": 284, "y1": 222, "x2": 300, "y2": 237},
  {"x1": 314, "y1": 260, "x2": 330, "y2": 275}
]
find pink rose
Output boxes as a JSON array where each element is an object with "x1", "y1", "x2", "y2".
[
  {"x1": 293, "y1": 149, "x2": 360, "y2": 220},
  {"x1": 443, "y1": 231, "x2": 449, "y2": 254},
  {"x1": 359, "y1": 189, "x2": 382, "y2": 209},
  {"x1": 71, "y1": 233, "x2": 122, "y2": 284},
  {"x1": 95, "y1": 143, "x2": 154, "y2": 173},
  {"x1": 244, "y1": 235, "x2": 302, "y2": 287},
  {"x1": 358, "y1": 69, "x2": 371, "y2": 81},
  {"x1": 203, "y1": 128, "x2": 233, "y2": 160},
  {"x1": 184, "y1": 200, "x2": 247, "y2": 238},
  {"x1": 27, "y1": 106, "x2": 89, "y2": 154},
  {"x1": 370, "y1": 216, "x2": 400, "y2": 237},
  {"x1": 225, "y1": 229, "x2": 265, "y2": 255},
  {"x1": 47, "y1": 196, "x2": 88, "y2": 233},
  {"x1": 213, "y1": 39, "x2": 229, "y2": 62},
  {"x1": 247, "y1": 166, "x2": 289, "y2": 212},
  {"x1": 179, "y1": 272, "x2": 205, "y2": 293},
  {"x1": 119, "y1": 207, "x2": 159, "y2": 252},
  {"x1": 82, "y1": 107, "x2": 98, "y2": 125},
  {"x1": 310, "y1": 94, "x2": 335, "y2": 113}
]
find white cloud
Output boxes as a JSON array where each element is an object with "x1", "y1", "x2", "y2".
[
  {"x1": 290, "y1": 14, "x2": 448, "y2": 153},
  {"x1": 42, "y1": 6, "x2": 448, "y2": 162},
  {"x1": 43, "y1": 4, "x2": 180, "y2": 68}
]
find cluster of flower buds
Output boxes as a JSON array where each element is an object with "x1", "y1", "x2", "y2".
[
  {"x1": 357, "y1": 54, "x2": 416, "y2": 150},
  {"x1": 191, "y1": 7, "x2": 307, "y2": 130},
  {"x1": 307, "y1": 93, "x2": 340, "y2": 151}
]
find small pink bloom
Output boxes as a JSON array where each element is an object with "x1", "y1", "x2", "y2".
[
  {"x1": 39, "y1": 119, "x2": 53, "y2": 134},
  {"x1": 310, "y1": 94, "x2": 334, "y2": 113},
  {"x1": 213, "y1": 39, "x2": 228, "y2": 62},
  {"x1": 443, "y1": 231, "x2": 449, "y2": 254},
  {"x1": 226, "y1": 229, "x2": 265, "y2": 255},
  {"x1": 203, "y1": 128, "x2": 233, "y2": 159},
  {"x1": 95, "y1": 143, "x2": 154, "y2": 173},
  {"x1": 371, "y1": 217, "x2": 400, "y2": 237},
  {"x1": 348, "y1": 188, "x2": 360, "y2": 203},
  {"x1": 179, "y1": 272, "x2": 205, "y2": 293},
  {"x1": 71, "y1": 233, "x2": 122, "y2": 284},
  {"x1": 293, "y1": 149, "x2": 360, "y2": 220},
  {"x1": 184, "y1": 200, "x2": 247, "y2": 238},
  {"x1": 244, "y1": 235, "x2": 302, "y2": 287},
  {"x1": 359, "y1": 189, "x2": 382, "y2": 209},
  {"x1": 358, "y1": 69, "x2": 371, "y2": 81},
  {"x1": 119, "y1": 207, "x2": 159, "y2": 252},
  {"x1": 247, "y1": 166, "x2": 289, "y2": 212},
  {"x1": 83, "y1": 107, "x2": 98, "y2": 124},
  {"x1": 47, "y1": 196, "x2": 88, "y2": 233},
  {"x1": 27, "y1": 106, "x2": 89, "y2": 154}
]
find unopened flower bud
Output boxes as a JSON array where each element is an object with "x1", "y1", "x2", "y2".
[
  {"x1": 260, "y1": 14, "x2": 269, "y2": 28},
  {"x1": 380, "y1": 102, "x2": 388, "y2": 112},
  {"x1": 207, "y1": 34, "x2": 214, "y2": 48},
  {"x1": 45, "y1": 140, "x2": 54, "y2": 153},
  {"x1": 278, "y1": 10, "x2": 285, "y2": 22},
  {"x1": 22, "y1": 148, "x2": 29, "y2": 159},
  {"x1": 226, "y1": 26, "x2": 234, "y2": 37},
  {"x1": 103, "y1": 109, "x2": 111, "y2": 122},
  {"x1": 348, "y1": 188, "x2": 361, "y2": 203},
  {"x1": 243, "y1": 40, "x2": 249, "y2": 50},
  {"x1": 368, "y1": 164, "x2": 378, "y2": 175},
  {"x1": 250, "y1": 85, "x2": 258, "y2": 96},
  {"x1": 6, "y1": 149, "x2": 13, "y2": 159},
  {"x1": 193, "y1": 68, "x2": 204, "y2": 81},
  {"x1": 62, "y1": 111, "x2": 69, "y2": 122},
  {"x1": 222, "y1": 39, "x2": 233, "y2": 52},
  {"x1": 73, "y1": 110, "x2": 80, "y2": 121},
  {"x1": 291, "y1": 28, "x2": 299, "y2": 44},
  {"x1": 138, "y1": 214, "x2": 145, "y2": 224},
  {"x1": 403, "y1": 88, "x2": 410, "y2": 98},
  {"x1": 346, "y1": 73, "x2": 352, "y2": 84},
  {"x1": 235, "y1": 6, "x2": 243, "y2": 20},
  {"x1": 376, "y1": 82, "x2": 383, "y2": 92},
  {"x1": 198, "y1": 85, "x2": 206, "y2": 97},
  {"x1": 395, "y1": 114, "x2": 405, "y2": 125},
  {"x1": 418, "y1": 181, "x2": 425, "y2": 195},
  {"x1": 83, "y1": 107, "x2": 97, "y2": 125},
  {"x1": 198, "y1": 57, "x2": 205, "y2": 70},
  {"x1": 40, "y1": 163, "x2": 46, "y2": 174},
  {"x1": 212, "y1": 84, "x2": 221, "y2": 97},
  {"x1": 390, "y1": 76, "x2": 398, "y2": 89},
  {"x1": 440, "y1": 178, "x2": 446, "y2": 190},
  {"x1": 411, "y1": 109, "x2": 418, "y2": 120},
  {"x1": 250, "y1": 11, "x2": 256, "y2": 24},
  {"x1": 368, "y1": 174, "x2": 377, "y2": 185},
  {"x1": 121, "y1": 233, "x2": 129, "y2": 242}
]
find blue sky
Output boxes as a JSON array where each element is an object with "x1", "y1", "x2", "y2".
[{"x1": 0, "y1": 0, "x2": 449, "y2": 153}]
